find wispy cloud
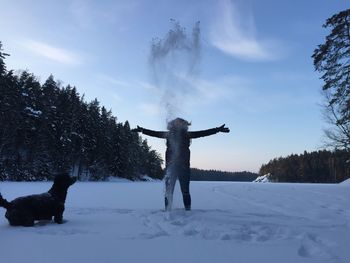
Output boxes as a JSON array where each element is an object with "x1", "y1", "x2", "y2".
[
  {"x1": 96, "y1": 74, "x2": 161, "y2": 92},
  {"x1": 111, "y1": 93, "x2": 123, "y2": 102},
  {"x1": 136, "y1": 81, "x2": 158, "y2": 91},
  {"x1": 95, "y1": 73, "x2": 133, "y2": 87},
  {"x1": 21, "y1": 39, "x2": 82, "y2": 65},
  {"x1": 138, "y1": 103, "x2": 161, "y2": 117},
  {"x1": 69, "y1": 0, "x2": 138, "y2": 31},
  {"x1": 94, "y1": 75, "x2": 161, "y2": 116},
  {"x1": 171, "y1": 73, "x2": 314, "y2": 114},
  {"x1": 210, "y1": 0, "x2": 283, "y2": 61}
]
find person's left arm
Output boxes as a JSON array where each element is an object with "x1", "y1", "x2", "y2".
[{"x1": 189, "y1": 124, "x2": 230, "y2": 139}]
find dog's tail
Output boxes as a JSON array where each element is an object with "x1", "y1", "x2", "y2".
[{"x1": 0, "y1": 193, "x2": 10, "y2": 209}]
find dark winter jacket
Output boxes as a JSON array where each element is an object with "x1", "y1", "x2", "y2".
[{"x1": 140, "y1": 127, "x2": 221, "y2": 170}]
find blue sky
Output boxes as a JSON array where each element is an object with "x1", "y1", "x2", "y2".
[{"x1": 1, "y1": 0, "x2": 348, "y2": 172}]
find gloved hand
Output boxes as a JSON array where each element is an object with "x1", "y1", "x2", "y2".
[
  {"x1": 131, "y1": 125, "x2": 143, "y2": 133},
  {"x1": 217, "y1": 124, "x2": 230, "y2": 133}
]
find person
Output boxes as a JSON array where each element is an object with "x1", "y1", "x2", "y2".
[{"x1": 133, "y1": 118, "x2": 229, "y2": 211}]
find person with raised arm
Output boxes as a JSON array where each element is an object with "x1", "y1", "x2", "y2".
[{"x1": 133, "y1": 118, "x2": 230, "y2": 211}]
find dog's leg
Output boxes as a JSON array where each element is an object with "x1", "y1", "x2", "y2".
[
  {"x1": 54, "y1": 214, "x2": 63, "y2": 224},
  {"x1": 54, "y1": 205, "x2": 64, "y2": 224}
]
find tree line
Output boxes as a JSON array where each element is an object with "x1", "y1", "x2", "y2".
[
  {"x1": 191, "y1": 168, "x2": 258, "y2": 182},
  {"x1": 0, "y1": 42, "x2": 163, "y2": 181},
  {"x1": 258, "y1": 9, "x2": 350, "y2": 184},
  {"x1": 259, "y1": 150, "x2": 350, "y2": 183}
]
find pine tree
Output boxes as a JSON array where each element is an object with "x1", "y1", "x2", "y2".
[
  {"x1": 0, "y1": 42, "x2": 10, "y2": 75},
  {"x1": 312, "y1": 9, "x2": 350, "y2": 149},
  {"x1": 0, "y1": 43, "x2": 163, "y2": 181}
]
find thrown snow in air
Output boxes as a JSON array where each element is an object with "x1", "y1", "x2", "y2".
[{"x1": 149, "y1": 20, "x2": 201, "y2": 122}]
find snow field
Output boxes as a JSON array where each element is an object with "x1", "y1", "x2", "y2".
[{"x1": 0, "y1": 181, "x2": 349, "y2": 263}]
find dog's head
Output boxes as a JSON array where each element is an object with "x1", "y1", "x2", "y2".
[{"x1": 53, "y1": 173, "x2": 77, "y2": 189}]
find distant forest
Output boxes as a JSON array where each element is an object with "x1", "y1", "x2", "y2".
[
  {"x1": 191, "y1": 168, "x2": 258, "y2": 182},
  {"x1": 259, "y1": 150, "x2": 350, "y2": 183},
  {"x1": 0, "y1": 42, "x2": 163, "y2": 181}
]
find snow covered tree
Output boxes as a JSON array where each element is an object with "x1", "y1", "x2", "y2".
[
  {"x1": 0, "y1": 42, "x2": 9, "y2": 75},
  {"x1": 312, "y1": 9, "x2": 350, "y2": 149},
  {"x1": 0, "y1": 43, "x2": 163, "y2": 181}
]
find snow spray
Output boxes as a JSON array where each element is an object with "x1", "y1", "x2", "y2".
[
  {"x1": 149, "y1": 20, "x2": 201, "y2": 123},
  {"x1": 149, "y1": 20, "x2": 201, "y2": 210}
]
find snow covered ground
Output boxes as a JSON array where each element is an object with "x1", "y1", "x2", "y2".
[{"x1": 0, "y1": 180, "x2": 349, "y2": 263}]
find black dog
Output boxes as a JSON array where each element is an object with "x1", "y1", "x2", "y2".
[{"x1": 0, "y1": 173, "x2": 76, "y2": 226}]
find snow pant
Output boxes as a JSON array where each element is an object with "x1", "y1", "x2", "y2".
[{"x1": 164, "y1": 165, "x2": 191, "y2": 211}]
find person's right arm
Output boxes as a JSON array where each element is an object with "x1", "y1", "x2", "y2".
[{"x1": 132, "y1": 126, "x2": 168, "y2": 138}]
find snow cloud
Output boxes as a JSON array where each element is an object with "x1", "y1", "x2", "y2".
[
  {"x1": 21, "y1": 39, "x2": 82, "y2": 65},
  {"x1": 210, "y1": 0, "x2": 282, "y2": 61},
  {"x1": 149, "y1": 20, "x2": 201, "y2": 123}
]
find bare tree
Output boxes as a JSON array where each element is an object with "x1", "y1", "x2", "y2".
[{"x1": 313, "y1": 9, "x2": 350, "y2": 150}]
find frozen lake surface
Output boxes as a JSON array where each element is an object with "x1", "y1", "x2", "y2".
[{"x1": 1, "y1": 180, "x2": 349, "y2": 263}]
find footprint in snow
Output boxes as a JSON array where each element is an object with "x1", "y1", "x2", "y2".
[{"x1": 298, "y1": 233, "x2": 338, "y2": 262}]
